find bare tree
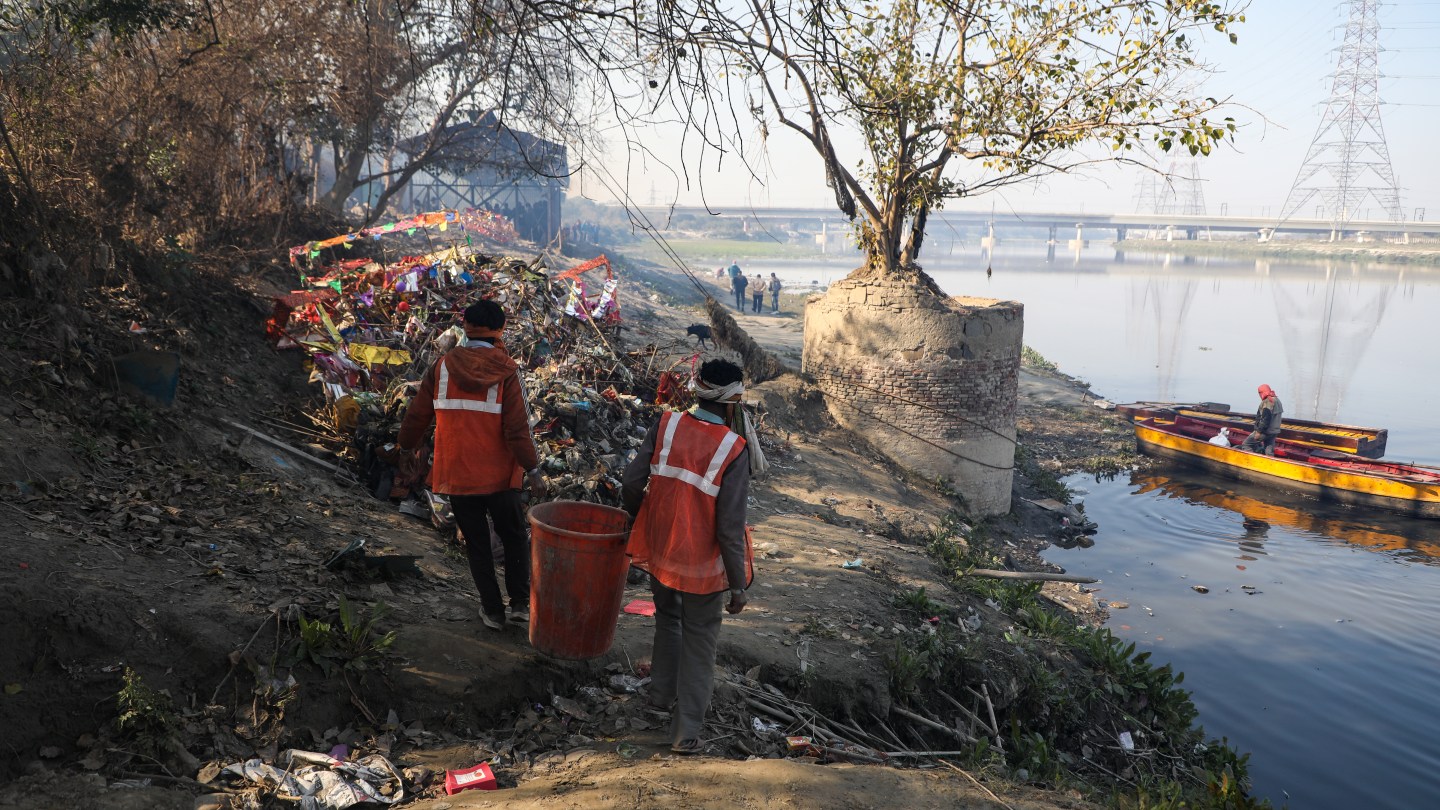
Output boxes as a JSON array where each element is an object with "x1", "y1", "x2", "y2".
[{"x1": 646, "y1": 0, "x2": 1246, "y2": 277}]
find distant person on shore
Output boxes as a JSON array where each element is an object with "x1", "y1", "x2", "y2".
[
  {"x1": 731, "y1": 271, "x2": 748, "y2": 311},
  {"x1": 1241, "y1": 384, "x2": 1284, "y2": 456},
  {"x1": 622, "y1": 359, "x2": 753, "y2": 756},
  {"x1": 768, "y1": 273, "x2": 781, "y2": 313},
  {"x1": 750, "y1": 273, "x2": 764, "y2": 313}
]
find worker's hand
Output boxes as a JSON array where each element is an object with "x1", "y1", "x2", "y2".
[
  {"x1": 526, "y1": 469, "x2": 548, "y2": 500},
  {"x1": 726, "y1": 589, "x2": 747, "y2": 615}
]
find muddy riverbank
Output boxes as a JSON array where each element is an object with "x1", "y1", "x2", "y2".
[{"x1": 0, "y1": 248, "x2": 1252, "y2": 809}]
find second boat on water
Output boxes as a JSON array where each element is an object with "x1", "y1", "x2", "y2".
[
  {"x1": 1131, "y1": 413, "x2": 1440, "y2": 519},
  {"x1": 1116, "y1": 402, "x2": 1389, "y2": 458}
]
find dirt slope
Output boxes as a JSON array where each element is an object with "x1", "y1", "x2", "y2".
[{"x1": 0, "y1": 251, "x2": 1116, "y2": 809}]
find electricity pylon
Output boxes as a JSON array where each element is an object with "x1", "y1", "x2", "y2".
[{"x1": 1277, "y1": 0, "x2": 1403, "y2": 235}]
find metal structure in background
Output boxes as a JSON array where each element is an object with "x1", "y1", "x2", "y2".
[
  {"x1": 1277, "y1": 0, "x2": 1404, "y2": 235},
  {"x1": 1132, "y1": 159, "x2": 1207, "y2": 238}
]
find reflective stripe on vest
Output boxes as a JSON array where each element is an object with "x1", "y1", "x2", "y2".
[
  {"x1": 434, "y1": 361, "x2": 501, "y2": 413},
  {"x1": 651, "y1": 411, "x2": 740, "y2": 497}
]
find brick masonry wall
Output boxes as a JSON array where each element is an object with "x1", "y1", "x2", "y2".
[{"x1": 802, "y1": 276, "x2": 1023, "y2": 516}]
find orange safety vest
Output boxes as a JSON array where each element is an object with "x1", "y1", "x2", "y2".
[
  {"x1": 429, "y1": 356, "x2": 524, "y2": 496},
  {"x1": 628, "y1": 411, "x2": 754, "y2": 594}
]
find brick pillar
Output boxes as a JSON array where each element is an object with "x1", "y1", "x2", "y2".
[{"x1": 802, "y1": 275, "x2": 1023, "y2": 516}]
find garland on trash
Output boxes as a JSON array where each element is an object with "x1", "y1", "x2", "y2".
[
  {"x1": 266, "y1": 225, "x2": 695, "y2": 528},
  {"x1": 287, "y1": 209, "x2": 518, "y2": 263}
]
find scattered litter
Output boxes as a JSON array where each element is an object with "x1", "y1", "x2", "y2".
[
  {"x1": 1119, "y1": 731, "x2": 1135, "y2": 751},
  {"x1": 751, "y1": 717, "x2": 781, "y2": 738},
  {"x1": 1191, "y1": 585, "x2": 1209, "y2": 594},
  {"x1": 221, "y1": 749, "x2": 404, "y2": 808},
  {"x1": 608, "y1": 673, "x2": 648, "y2": 693},
  {"x1": 1107, "y1": 601, "x2": 1129, "y2": 610},
  {"x1": 622, "y1": 600, "x2": 657, "y2": 617},
  {"x1": 840, "y1": 558, "x2": 864, "y2": 570},
  {"x1": 445, "y1": 762, "x2": 497, "y2": 795}
]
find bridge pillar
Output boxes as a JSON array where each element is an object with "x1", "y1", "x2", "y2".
[
  {"x1": 1116, "y1": 226, "x2": 1127, "y2": 242},
  {"x1": 1066, "y1": 223, "x2": 1085, "y2": 252},
  {"x1": 1258, "y1": 228, "x2": 1273, "y2": 243},
  {"x1": 1164, "y1": 224, "x2": 1176, "y2": 242}
]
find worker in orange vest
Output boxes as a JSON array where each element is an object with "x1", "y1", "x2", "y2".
[
  {"x1": 400, "y1": 300, "x2": 546, "y2": 631},
  {"x1": 622, "y1": 358, "x2": 756, "y2": 755}
]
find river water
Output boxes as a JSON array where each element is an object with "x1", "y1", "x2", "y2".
[{"x1": 751, "y1": 244, "x2": 1440, "y2": 809}]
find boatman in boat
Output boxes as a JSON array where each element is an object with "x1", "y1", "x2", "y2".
[
  {"x1": 1241, "y1": 384, "x2": 1284, "y2": 456},
  {"x1": 622, "y1": 358, "x2": 761, "y2": 755}
]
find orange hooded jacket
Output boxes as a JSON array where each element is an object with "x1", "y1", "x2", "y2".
[{"x1": 398, "y1": 338, "x2": 539, "y2": 496}]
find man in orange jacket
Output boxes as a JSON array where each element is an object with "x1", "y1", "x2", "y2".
[
  {"x1": 400, "y1": 300, "x2": 546, "y2": 631},
  {"x1": 622, "y1": 359, "x2": 753, "y2": 755}
]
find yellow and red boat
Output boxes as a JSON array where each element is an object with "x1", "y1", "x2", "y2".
[
  {"x1": 1117, "y1": 401, "x2": 1388, "y2": 458},
  {"x1": 1133, "y1": 414, "x2": 1440, "y2": 519}
]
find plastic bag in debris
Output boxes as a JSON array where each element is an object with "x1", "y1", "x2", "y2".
[
  {"x1": 607, "y1": 673, "x2": 649, "y2": 693},
  {"x1": 751, "y1": 717, "x2": 782, "y2": 739},
  {"x1": 222, "y1": 749, "x2": 403, "y2": 809}
]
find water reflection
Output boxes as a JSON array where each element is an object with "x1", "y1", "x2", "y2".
[
  {"x1": 1128, "y1": 464, "x2": 1440, "y2": 563},
  {"x1": 1272, "y1": 266, "x2": 1394, "y2": 422},
  {"x1": 1127, "y1": 275, "x2": 1197, "y2": 401}
]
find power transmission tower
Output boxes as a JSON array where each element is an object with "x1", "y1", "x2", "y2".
[
  {"x1": 1157, "y1": 159, "x2": 1206, "y2": 216},
  {"x1": 1133, "y1": 173, "x2": 1162, "y2": 215},
  {"x1": 1277, "y1": 0, "x2": 1403, "y2": 235}
]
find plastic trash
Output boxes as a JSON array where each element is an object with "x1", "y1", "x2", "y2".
[
  {"x1": 445, "y1": 762, "x2": 497, "y2": 794},
  {"x1": 840, "y1": 558, "x2": 863, "y2": 570}
]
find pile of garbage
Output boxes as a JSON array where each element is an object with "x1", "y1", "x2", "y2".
[{"x1": 267, "y1": 210, "x2": 697, "y2": 526}]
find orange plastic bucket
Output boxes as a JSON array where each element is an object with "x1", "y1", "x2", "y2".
[{"x1": 527, "y1": 500, "x2": 632, "y2": 660}]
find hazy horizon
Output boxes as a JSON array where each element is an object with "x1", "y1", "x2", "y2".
[{"x1": 570, "y1": 1, "x2": 1439, "y2": 224}]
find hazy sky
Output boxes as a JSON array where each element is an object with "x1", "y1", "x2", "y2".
[{"x1": 574, "y1": 1, "x2": 1439, "y2": 221}]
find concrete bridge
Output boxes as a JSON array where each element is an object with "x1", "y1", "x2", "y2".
[{"x1": 637, "y1": 205, "x2": 1440, "y2": 243}]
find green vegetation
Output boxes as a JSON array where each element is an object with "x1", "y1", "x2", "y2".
[
  {"x1": 889, "y1": 518, "x2": 1270, "y2": 808},
  {"x1": 288, "y1": 596, "x2": 397, "y2": 678},
  {"x1": 115, "y1": 667, "x2": 180, "y2": 758},
  {"x1": 1020, "y1": 345, "x2": 1060, "y2": 374},
  {"x1": 892, "y1": 586, "x2": 941, "y2": 617},
  {"x1": 627, "y1": 237, "x2": 825, "y2": 264},
  {"x1": 1118, "y1": 238, "x2": 1440, "y2": 267},
  {"x1": 1014, "y1": 445, "x2": 1073, "y2": 504}
]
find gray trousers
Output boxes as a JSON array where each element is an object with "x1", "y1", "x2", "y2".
[{"x1": 648, "y1": 579, "x2": 724, "y2": 745}]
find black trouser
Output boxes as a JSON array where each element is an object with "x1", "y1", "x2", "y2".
[
  {"x1": 450, "y1": 490, "x2": 530, "y2": 616},
  {"x1": 733, "y1": 286, "x2": 745, "y2": 310},
  {"x1": 1241, "y1": 432, "x2": 1278, "y2": 456},
  {"x1": 770, "y1": 290, "x2": 779, "y2": 311},
  {"x1": 751, "y1": 292, "x2": 762, "y2": 312}
]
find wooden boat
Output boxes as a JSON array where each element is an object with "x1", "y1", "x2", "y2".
[
  {"x1": 1117, "y1": 401, "x2": 1388, "y2": 458},
  {"x1": 1132, "y1": 414, "x2": 1440, "y2": 519}
]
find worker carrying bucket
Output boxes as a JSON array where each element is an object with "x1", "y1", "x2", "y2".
[{"x1": 621, "y1": 358, "x2": 757, "y2": 756}]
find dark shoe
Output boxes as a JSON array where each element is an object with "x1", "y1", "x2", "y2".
[
  {"x1": 509, "y1": 605, "x2": 529, "y2": 623},
  {"x1": 480, "y1": 611, "x2": 506, "y2": 631}
]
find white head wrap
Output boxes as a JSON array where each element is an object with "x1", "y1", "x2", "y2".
[{"x1": 694, "y1": 377, "x2": 768, "y2": 476}]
